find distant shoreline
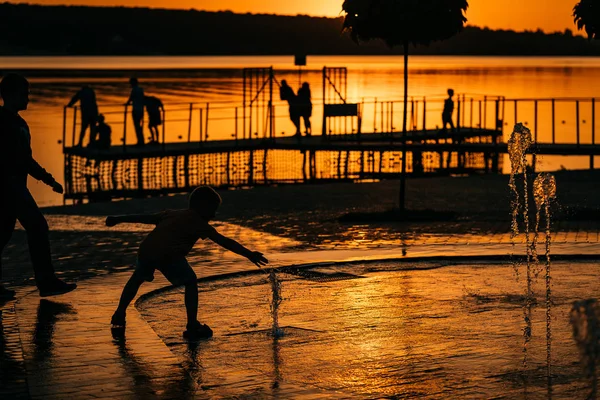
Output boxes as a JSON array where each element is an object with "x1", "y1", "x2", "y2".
[{"x1": 2, "y1": 3, "x2": 600, "y2": 57}]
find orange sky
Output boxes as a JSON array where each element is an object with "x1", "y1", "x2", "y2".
[{"x1": 12, "y1": 0, "x2": 581, "y2": 33}]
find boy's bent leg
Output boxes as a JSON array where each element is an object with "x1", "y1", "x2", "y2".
[
  {"x1": 114, "y1": 272, "x2": 146, "y2": 319},
  {"x1": 184, "y1": 281, "x2": 198, "y2": 327}
]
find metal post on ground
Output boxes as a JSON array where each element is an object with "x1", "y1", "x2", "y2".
[
  {"x1": 422, "y1": 97, "x2": 427, "y2": 132},
  {"x1": 72, "y1": 106, "x2": 78, "y2": 147},
  {"x1": 592, "y1": 98, "x2": 596, "y2": 170},
  {"x1": 123, "y1": 104, "x2": 128, "y2": 152},
  {"x1": 162, "y1": 108, "x2": 166, "y2": 152},
  {"x1": 552, "y1": 99, "x2": 556, "y2": 144},
  {"x1": 533, "y1": 100, "x2": 538, "y2": 173},
  {"x1": 235, "y1": 107, "x2": 238, "y2": 144},
  {"x1": 187, "y1": 103, "x2": 193, "y2": 143},
  {"x1": 198, "y1": 108, "x2": 203, "y2": 147},
  {"x1": 576, "y1": 100, "x2": 581, "y2": 148},
  {"x1": 62, "y1": 106, "x2": 67, "y2": 152},
  {"x1": 204, "y1": 102, "x2": 210, "y2": 142}
]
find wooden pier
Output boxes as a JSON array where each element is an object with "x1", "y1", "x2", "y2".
[{"x1": 61, "y1": 67, "x2": 600, "y2": 202}]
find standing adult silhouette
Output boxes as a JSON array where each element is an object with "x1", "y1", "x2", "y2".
[
  {"x1": 297, "y1": 82, "x2": 312, "y2": 136},
  {"x1": 67, "y1": 85, "x2": 99, "y2": 147},
  {"x1": 126, "y1": 78, "x2": 145, "y2": 146},
  {"x1": 279, "y1": 80, "x2": 301, "y2": 137},
  {"x1": 0, "y1": 74, "x2": 77, "y2": 300}
]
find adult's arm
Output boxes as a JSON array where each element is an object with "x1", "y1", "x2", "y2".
[
  {"x1": 67, "y1": 91, "x2": 80, "y2": 107},
  {"x1": 28, "y1": 158, "x2": 56, "y2": 186}
]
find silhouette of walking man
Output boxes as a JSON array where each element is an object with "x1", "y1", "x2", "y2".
[
  {"x1": 279, "y1": 80, "x2": 301, "y2": 137},
  {"x1": 0, "y1": 74, "x2": 77, "y2": 301},
  {"x1": 297, "y1": 82, "x2": 312, "y2": 136},
  {"x1": 126, "y1": 78, "x2": 145, "y2": 146},
  {"x1": 144, "y1": 95, "x2": 164, "y2": 144},
  {"x1": 67, "y1": 85, "x2": 99, "y2": 147},
  {"x1": 442, "y1": 88, "x2": 455, "y2": 133}
]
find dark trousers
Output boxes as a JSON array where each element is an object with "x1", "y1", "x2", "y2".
[
  {"x1": 132, "y1": 110, "x2": 145, "y2": 145},
  {"x1": 0, "y1": 185, "x2": 55, "y2": 284}
]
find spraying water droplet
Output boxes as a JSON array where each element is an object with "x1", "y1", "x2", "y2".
[
  {"x1": 269, "y1": 270, "x2": 284, "y2": 337},
  {"x1": 508, "y1": 123, "x2": 535, "y2": 368}
]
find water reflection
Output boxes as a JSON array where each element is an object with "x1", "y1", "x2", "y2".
[
  {"x1": 33, "y1": 300, "x2": 77, "y2": 365},
  {"x1": 140, "y1": 261, "x2": 599, "y2": 398},
  {"x1": 115, "y1": 340, "x2": 197, "y2": 399}
]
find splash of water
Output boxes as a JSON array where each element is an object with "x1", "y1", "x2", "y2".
[
  {"x1": 268, "y1": 270, "x2": 284, "y2": 337},
  {"x1": 508, "y1": 123, "x2": 534, "y2": 366},
  {"x1": 570, "y1": 299, "x2": 600, "y2": 400},
  {"x1": 533, "y1": 172, "x2": 557, "y2": 391}
]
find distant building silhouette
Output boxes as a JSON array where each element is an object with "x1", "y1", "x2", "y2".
[{"x1": 67, "y1": 85, "x2": 99, "y2": 147}]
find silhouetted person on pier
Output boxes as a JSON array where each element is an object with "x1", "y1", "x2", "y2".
[
  {"x1": 279, "y1": 80, "x2": 301, "y2": 136},
  {"x1": 67, "y1": 85, "x2": 99, "y2": 147},
  {"x1": 145, "y1": 95, "x2": 164, "y2": 144},
  {"x1": 126, "y1": 77, "x2": 145, "y2": 146},
  {"x1": 105, "y1": 186, "x2": 268, "y2": 340},
  {"x1": 0, "y1": 74, "x2": 77, "y2": 301},
  {"x1": 297, "y1": 82, "x2": 312, "y2": 136},
  {"x1": 441, "y1": 88, "x2": 455, "y2": 133},
  {"x1": 95, "y1": 114, "x2": 112, "y2": 150}
]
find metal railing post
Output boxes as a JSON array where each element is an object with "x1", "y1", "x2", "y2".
[{"x1": 123, "y1": 104, "x2": 128, "y2": 151}]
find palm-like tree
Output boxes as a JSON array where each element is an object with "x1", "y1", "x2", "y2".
[
  {"x1": 342, "y1": 0, "x2": 468, "y2": 212},
  {"x1": 574, "y1": 0, "x2": 600, "y2": 39}
]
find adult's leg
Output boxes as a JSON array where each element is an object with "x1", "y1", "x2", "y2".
[
  {"x1": 0, "y1": 208, "x2": 17, "y2": 283},
  {"x1": 78, "y1": 119, "x2": 90, "y2": 147},
  {"x1": 132, "y1": 111, "x2": 144, "y2": 145},
  {"x1": 15, "y1": 188, "x2": 56, "y2": 284},
  {"x1": 88, "y1": 117, "x2": 98, "y2": 146}
]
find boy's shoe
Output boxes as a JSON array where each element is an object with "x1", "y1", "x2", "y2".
[
  {"x1": 110, "y1": 312, "x2": 126, "y2": 340},
  {"x1": 38, "y1": 278, "x2": 77, "y2": 297},
  {"x1": 184, "y1": 321, "x2": 213, "y2": 340},
  {"x1": 0, "y1": 286, "x2": 16, "y2": 301}
]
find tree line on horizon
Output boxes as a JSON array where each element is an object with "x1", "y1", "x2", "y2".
[{"x1": 0, "y1": 2, "x2": 599, "y2": 56}]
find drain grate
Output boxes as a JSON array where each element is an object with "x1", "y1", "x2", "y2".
[{"x1": 280, "y1": 268, "x2": 363, "y2": 282}]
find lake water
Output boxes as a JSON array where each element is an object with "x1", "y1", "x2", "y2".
[{"x1": 2, "y1": 55, "x2": 600, "y2": 206}]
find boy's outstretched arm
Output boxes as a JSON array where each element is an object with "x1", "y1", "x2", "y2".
[
  {"x1": 105, "y1": 212, "x2": 163, "y2": 227},
  {"x1": 207, "y1": 230, "x2": 269, "y2": 268}
]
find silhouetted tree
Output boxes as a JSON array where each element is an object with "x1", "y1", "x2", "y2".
[
  {"x1": 574, "y1": 0, "x2": 600, "y2": 39},
  {"x1": 342, "y1": 0, "x2": 468, "y2": 212}
]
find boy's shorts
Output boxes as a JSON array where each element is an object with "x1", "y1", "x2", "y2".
[{"x1": 134, "y1": 257, "x2": 197, "y2": 286}]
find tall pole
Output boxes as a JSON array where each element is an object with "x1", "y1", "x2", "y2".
[{"x1": 399, "y1": 41, "x2": 409, "y2": 212}]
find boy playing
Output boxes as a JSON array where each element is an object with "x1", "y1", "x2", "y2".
[{"x1": 105, "y1": 186, "x2": 268, "y2": 339}]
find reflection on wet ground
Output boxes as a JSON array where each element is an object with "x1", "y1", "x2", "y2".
[{"x1": 140, "y1": 260, "x2": 600, "y2": 399}]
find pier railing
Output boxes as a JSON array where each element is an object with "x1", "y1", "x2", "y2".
[
  {"x1": 62, "y1": 94, "x2": 505, "y2": 150},
  {"x1": 61, "y1": 95, "x2": 600, "y2": 202}
]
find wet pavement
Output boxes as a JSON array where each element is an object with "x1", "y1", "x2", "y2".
[{"x1": 1, "y1": 222, "x2": 600, "y2": 399}]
